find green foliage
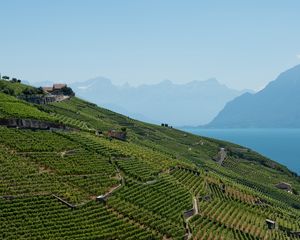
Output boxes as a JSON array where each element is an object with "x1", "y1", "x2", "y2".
[
  {"x1": 0, "y1": 93, "x2": 56, "y2": 121},
  {"x1": 0, "y1": 79, "x2": 33, "y2": 95},
  {"x1": 0, "y1": 197, "x2": 159, "y2": 240},
  {"x1": 0, "y1": 85, "x2": 300, "y2": 239},
  {"x1": 22, "y1": 87, "x2": 44, "y2": 95},
  {"x1": 60, "y1": 86, "x2": 75, "y2": 96}
]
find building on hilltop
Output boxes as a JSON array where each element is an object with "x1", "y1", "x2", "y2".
[
  {"x1": 42, "y1": 86, "x2": 54, "y2": 93},
  {"x1": 42, "y1": 83, "x2": 67, "y2": 93},
  {"x1": 21, "y1": 83, "x2": 74, "y2": 105},
  {"x1": 53, "y1": 83, "x2": 67, "y2": 90}
]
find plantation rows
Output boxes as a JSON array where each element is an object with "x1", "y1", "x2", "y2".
[
  {"x1": 107, "y1": 196, "x2": 185, "y2": 239},
  {"x1": 224, "y1": 184, "x2": 259, "y2": 205},
  {"x1": 199, "y1": 198, "x2": 267, "y2": 238},
  {"x1": 197, "y1": 197, "x2": 300, "y2": 239},
  {"x1": 63, "y1": 131, "x2": 180, "y2": 175},
  {"x1": 28, "y1": 151, "x2": 116, "y2": 175},
  {"x1": 0, "y1": 127, "x2": 120, "y2": 203},
  {"x1": 84, "y1": 133, "x2": 179, "y2": 169},
  {"x1": 206, "y1": 162, "x2": 300, "y2": 213},
  {"x1": 222, "y1": 158, "x2": 292, "y2": 192},
  {"x1": 169, "y1": 169, "x2": 300, "y2": 239},
  {"x1": 54, "y1": 113, "x2": 90, "y2": 130},
  {"x1": 170, "y1": 168, "x2": 207, "y2": 196},
  {"x1": 44, "y1": 99, "x2": 116, "y2": 130},
  {"x1": 59, "y1": 132, "x2": 126, "y2": 158},
  {"x1": 0, "y1": 196, "x2": 159, "y2": 240},
  {"x1": 113, "y1": 177, "x2": 192, "y2": 225},
  {"x1": 191, "y1": 214, "x2": 300, "y2": 240},
  {"x1": 0, "y1": 93, "x2": 55, "y2": 121},
  {"x1": 0, "y1": 146, "x2": 89, "y2": 202},
  {"x1": 190, "y1": 215, "x2": 260, "y2": 240},
  {"x1": 233, "y1": 172, "x2": 300, "y2": 210},
  {"x1": 170, "y1": 168, "x2": 259, "y2": 206},
  {"x1": 116, "y1": 158, "x2": 161, "y2": 182},
  {"x1": 57, "y1": 97, "x2": 136, "y2": 129},
  {"x1": 61, "y1": 174, "x2": 119, "y2": 197},
  {"x1": 2, "y1": 176, "x2": 89, "y2": 204},
  {"x1": 0, "y1": 127, "x2": 78, "y2": 152}
]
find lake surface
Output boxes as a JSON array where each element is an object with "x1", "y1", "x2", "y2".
[{"x1": 180, "y1": 128, "x2": 300, "y2": 175}]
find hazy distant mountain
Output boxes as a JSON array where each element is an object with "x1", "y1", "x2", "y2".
[
  {"x1": 207, "y1": 64, "x2": 300, "y2": 128},
  {"x1": 68, "y1": 78, "x2": 249, "y2": 126}
]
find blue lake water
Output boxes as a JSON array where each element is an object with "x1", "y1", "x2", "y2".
[{"x1": 180, "y1": 128, "x2": 300, "y2": 175}]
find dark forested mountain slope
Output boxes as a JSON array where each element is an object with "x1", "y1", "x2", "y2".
[{"x1": 207, "y1": 64, "x2": 300, "y2": 128}]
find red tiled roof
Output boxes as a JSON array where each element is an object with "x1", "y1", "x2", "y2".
[
  {"x1": 53, "y1": 84, "x2": 67, "y2": 90},
  {"x1": 42, "y1": 87, "x2": 53, "y2": 92}
]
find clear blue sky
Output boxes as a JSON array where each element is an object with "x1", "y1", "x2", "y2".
[{"x1": 1, "y1": 0, "x2": 300, "y2": 90}]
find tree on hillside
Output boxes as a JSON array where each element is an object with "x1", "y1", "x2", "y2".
[
  {"x1": 22, "y1": 87, "x2": 44, "y2": 95},
  {"x1": 0, "y1": 87, "x2": 15, "y2": 96},
  {"x1": 61, "y1": 86, "x2": 75, "y2": 96}
]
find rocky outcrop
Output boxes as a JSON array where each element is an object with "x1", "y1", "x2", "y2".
[
  {"x1": 19, "y1": 94, "x2": 70, "y2": 105},
  {"x1": 19, "y1": 95, "x2": 57, "y2": 104},
  {"x1": 0, "y1": 118, "x2": 66, "y2": 130}
]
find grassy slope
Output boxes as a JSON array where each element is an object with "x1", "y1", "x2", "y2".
[
  {"x1": 0, "y1": 79, "x2": 300, "y2": 239},
  {"x1": 0, "y1": 79, "x2": 34, "y2": 95}
]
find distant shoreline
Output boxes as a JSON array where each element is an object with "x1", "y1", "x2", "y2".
[{"x1": 180, "y1": 127, "x2": 300, "y2": 175}]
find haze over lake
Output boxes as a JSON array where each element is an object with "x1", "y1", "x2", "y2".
[{"x1": 181, "y1": 128, "x2": 300, "y2": 175}]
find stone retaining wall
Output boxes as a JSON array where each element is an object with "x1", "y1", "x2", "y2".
[{"x1": 0, "y1": 118, "x2": 66, "y2": 130}]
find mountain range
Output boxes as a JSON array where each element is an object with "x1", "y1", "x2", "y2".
[
  {"x1": 207, "y1": 64, "x2": 300, "y2": 128},
  {"x1": 65, "y1": 78, "x2": 249, "y2": 126}
]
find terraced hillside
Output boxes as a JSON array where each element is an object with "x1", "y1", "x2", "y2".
[{"x1": 0, "y1": 79, "x2": 300, "y2": 239}]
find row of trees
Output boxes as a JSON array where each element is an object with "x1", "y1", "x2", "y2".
[
  {"x1": 22, "y1": 87, "x2": 44, "y2": 95},
  {"x1": 0, "y1": 74, "x2": 22, "y2": 83}
]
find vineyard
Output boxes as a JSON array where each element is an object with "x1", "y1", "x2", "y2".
[
  {"x1": 0, "y1": 79, "x2": 300, "y2": 239},
  {"x1": 0, "y1": 92, "x2": 55, "y2": 121}
]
